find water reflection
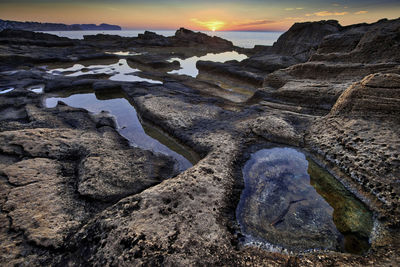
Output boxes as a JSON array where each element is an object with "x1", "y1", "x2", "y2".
[
  {"x1": 44, "y1": 89, "x2": 197, "y2": 172},
  {"x1": 27, "y1": 84, "x2": 45, "y2": 94},
  {"x1": 0, "y1": 87, "x2": 14, "y2": 94},
  {"x1": 236, "y1": 147, "x2": 373, "y2": 254},
  {"x1": 168, "y1": 51, "x2": 247, "y2": 77},
  {"x1": 48, "y1": 59, "x2": 162, "y2": 84},
  {"x1": 105, "y1": 51, "x2": 143, "y2": 56}
]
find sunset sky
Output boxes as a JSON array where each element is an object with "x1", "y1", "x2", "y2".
[{"x1": 1, "y1": 0, "x2": 399, "y2": 31}]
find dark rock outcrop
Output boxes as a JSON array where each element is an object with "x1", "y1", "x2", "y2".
[
  {"x1": 257, "y1": 18, "x2": 400, "y2": 113},
  {"x1": 0, "y1": 19, "x2": 121, "y2": 31},
  {"x1": 171, "y1": 27, "x2": 233, "y2": 49},
  {"x1": 271, "y1": 20, "x2": 341, "y2": 61},
  {"x1": 197, "y1": 20, "x2": 342, "y2": 84}
]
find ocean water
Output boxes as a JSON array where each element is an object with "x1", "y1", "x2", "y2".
[{"x1": 39, "y1": 30, "x2": 283, "y2": 48}]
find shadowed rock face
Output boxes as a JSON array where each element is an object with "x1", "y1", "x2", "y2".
[
  {"x1": 172, "y1": 28, "x2": 234, "y2": 48},
  {"x1": 271, "y1": 20, "x2": 341, "y2": 62},
  {"x1": 312, "y1": 18, "x2": 400, "y2": 63}
]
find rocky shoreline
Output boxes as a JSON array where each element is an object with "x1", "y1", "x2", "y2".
[
  {"x1": 0, "y1": 19, "x2": 399, "y2": 266},
  {"x1": 0, "y1": 19, "x2": 121, "y2": 31}
]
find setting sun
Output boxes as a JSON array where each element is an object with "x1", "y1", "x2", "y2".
[{"x1": 190, "y1": 18, "x2": 225, "y2": 31}]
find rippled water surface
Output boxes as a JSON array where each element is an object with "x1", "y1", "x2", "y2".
[{"x1": 237, "y1": 147, "x2": 373, "y2": 254}]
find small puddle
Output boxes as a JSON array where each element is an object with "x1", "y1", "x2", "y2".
[
  {"x1": 168, "y1": 51, "x2": 247, "y2": 77},
  {"x1": 27, "y1": 84, "x2": 45, "y2": 94},
  {"x1": 0, "y1": 87, "x2": 14, "y2": 94},
  {"x1": 106, "y1": 51, "x2": 143, "y2": 56},
  {"x1": 47, "y1": 59, "x2": 162, "y2": 84},
  {"x1": 236, "y1": 147, "x2": 373, "y2": 254}
]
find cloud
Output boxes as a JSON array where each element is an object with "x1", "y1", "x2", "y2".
[
  {"x1": 285, "y1": 7, "x2": 304, "y2": 11},
  {"x1": 306, "y1": 11, "x2": 349, "y2": 17},
  {"x1": 332, "y1": 3, "x2": 340, "y2": 7},
  {"x1": 235, "y1": 19, "x2": 275, "y2": 27},
  {"x1": 354, "y1": 10, "x2": 368, "y2": 15},
  {"x1": 285, "y1": 17, "x2": 305, "y2": 21}
]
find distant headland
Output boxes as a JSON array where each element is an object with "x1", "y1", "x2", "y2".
[{"x1": 0, "y1": 19, "x2": 121, "y2": 31}]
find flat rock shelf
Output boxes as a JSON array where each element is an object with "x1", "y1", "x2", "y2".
[{"x1": 236, "y1": 147, "x2": 373, "y2": 254}]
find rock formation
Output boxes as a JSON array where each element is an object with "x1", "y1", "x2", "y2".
[
  {"x1": 0, "y1": 18, "x2": 399, "y2": 266},
  {"x1": 0, "y1": 19, "x2": 121, "y2": 31}
]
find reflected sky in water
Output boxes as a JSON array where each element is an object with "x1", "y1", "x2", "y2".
[
  {"x1": 48, "y1": 59, "x2": 162, "y2": 84},
  {"x1": 168, "y1": 51, "x2": 247, "y2": 77},
  {"x1": 45, "y1": 91, "x2": 192, "y2": 172},
  {"x1": 27, "y1": 84, "x2": 45, "y2": 94},
  {"x1": 0, "y1": 87, "x2": 14, "y2": 94},
  {"x1": 237, "y1": 147, "x2": 373, "y2": 254}
]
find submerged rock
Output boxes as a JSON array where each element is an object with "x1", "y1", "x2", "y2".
[{"x1": 237, "y1": 147, "x2": 373, "y2": 253}]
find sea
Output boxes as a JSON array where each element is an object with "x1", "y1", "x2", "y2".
[{"x1": 39, "y1": 30, "x2": 283, "y2": 48}]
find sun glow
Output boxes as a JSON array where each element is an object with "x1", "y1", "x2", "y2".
[{"x1": 190, "y1": 18, "x2": 225, "y2": 31}]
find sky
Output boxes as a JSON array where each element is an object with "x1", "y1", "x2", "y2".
[{"x1": 1, "y1": 0, "x2": 399, "y2": 31}]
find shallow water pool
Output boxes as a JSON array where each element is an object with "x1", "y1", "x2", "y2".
[
  {"x1": 168, "y1": 51, "x2": 247, "y2": 77},
  {"x1": 45, "y1": 89, "x2": 198, "y2": 172},
  {"x1": 47, "y1": 59, "x2": 162, "y2": 84},
  {"x1": 236, "y1": 147, "x2": 373, "y2": 254}
]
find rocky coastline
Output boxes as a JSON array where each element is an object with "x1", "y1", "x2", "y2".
[
  {"x1": 0, "y1": 19, "x2": 121, "y2": 31},
  {"x1": 0, "y1": 19, "x2": 399, "y2": 266}
]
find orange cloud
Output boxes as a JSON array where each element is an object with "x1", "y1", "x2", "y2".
[
  {"x1": 285, "y1": 17, "x2": 306, "y2": 21},
  {"x1": 306, "y1": 11, "x2": 349, "y2": 17},
  {"x1": 235, "y1": 19, "x2": 275, "y2": 27},
  {"x1": 285, "y1": 7, "x2": 304, "y2": 11},
  {"x1": 354, "y1": 11, "x2": 368, "y2": 15}
]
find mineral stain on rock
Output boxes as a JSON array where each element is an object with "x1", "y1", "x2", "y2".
[{"x1": 236, "y1": 147, "x2": 373, "y2": 254}]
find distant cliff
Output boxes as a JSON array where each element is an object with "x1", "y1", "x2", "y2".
[{"x1": 0, "y1": 19, "x2": 121, "y2": 31}]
